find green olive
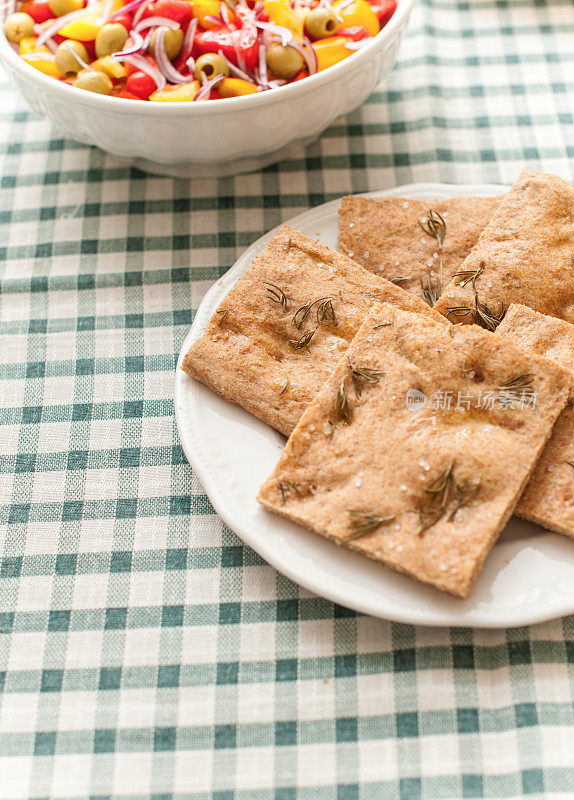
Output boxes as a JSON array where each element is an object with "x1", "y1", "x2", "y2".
[
  {"x1": 55, "y1": 40, "x2": 89, "y2": 74},
  {"x1": 150, "y1": 26, "x2": 184, "y2": 60},
  {"x1": 95, "y1": 22, "x2": 128, "y2": 58},
  {"x1": 4, "y1": 12, "x2": 35, "y2": 43},
  {"x1": 73, "y1": 68, "x2": 113, "y2": 95},
  {"x1": 194, "y1": 53, "x2": 229, "y2": 86},
  {"x1": 304, "y1": 6, "x2": 338, "y2": 39},
  {"x1": 266, "y1": 43, "x2": 304, "y2": 80},
  {"x1": 49, "y1": 0, "x2": 83, "y2": 16}
]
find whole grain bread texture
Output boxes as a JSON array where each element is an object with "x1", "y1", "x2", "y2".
[
  {"x1": 338, "y1": 194, "x2": 502, "y2": 300},
  {"x1": 434, "y1": 170, "x2": 574, "y2": 325},
  {"x1": 497, "y1": 303, "x2": 574, "y2": 539},
  {"x1": 258, "y1": 304, "x2": 570, "y2": 597},
  {"x1": 182, "y1": 225, "x2": 446, "y2": 436}
]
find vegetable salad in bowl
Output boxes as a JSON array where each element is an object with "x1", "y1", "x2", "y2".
[{"x1": 3, "y1": 0, "x2": 396, "y2": 101}]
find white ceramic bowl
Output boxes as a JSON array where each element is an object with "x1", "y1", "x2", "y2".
[{"x1": 0, "y1": 0, "x2": 415, "y2": 176}]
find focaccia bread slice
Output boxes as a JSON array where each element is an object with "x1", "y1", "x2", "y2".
[
  {"x1": 497, "y1": 303, "x2": 574, "y2": 539},
  {"x1": 258, "y1": 304, "x2": 570, "y2": 598},
  {"x1": 182, "y1": 225, "x2": 445, "y2": 436},
  {"x1": 434, "y1": 170, "x2": 574, "y2": 326},
  {"x1": 338, "y1": 194, "x2": 501, "y2": 300}
]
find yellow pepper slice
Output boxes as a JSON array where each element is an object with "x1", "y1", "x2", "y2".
[
  {"x1": 19, "y1": 36, "x2": 54, "y2": 55},
  {"x1": 218, "y1": 77, "x2": 258, "y2": 97},
  {"x1": 21, "y1": 53, "x2": 61, "y2": 77},
  {"x1": 58, "y1": 0, "x2": 123, "y2": 41},
  {"x1": 193, "y1": 0, "x2": 234, "y2": 30},
  {"x1": 91, "y1": 56, "x2": 127, "y2": 79},
  {"x1": 312, "y1": 35, "x2": 352, "y2": 71},
  {"x1": 332, "y1": 0, "x2": 379, "y2": 37},
  {"x1": 149, "y1": 81, "x2": 201, "y2": 101},
  {"x1": 264, "y1": 0, "x2": 305, "y2": 40}
]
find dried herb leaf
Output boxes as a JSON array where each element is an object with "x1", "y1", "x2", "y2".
[
  {"x1": 418, "y1": 208, "x2": 447, "y2": 248},
  {"x1": 279, "y1": 380, "x2": 290, "y2": 396},
  {"x1": 453, "y1": 265, "x2": 484, "y2": 289},
  {"x1": 346, "y1": 510, "x2": 395, "y2": 540},
  {"x1": 293, "y1": 296, "x2": 336, "y2": 330},
  {"x1": 390, "y1": 277, "x2": 409, "y2": 285},
  {"x1": 263, "y1": 281, "x2": 289, "y2": 309},
  {"x1": 316, "y1": 297, "x2": 336, "y2": 326},
  {"x1": 277, "y1": 480, "x2": 301, "y2": 504},
  {"x1": 474, "y1": 293, "x2": 505, "y2": 332},
  {"x1": 416, "y1": 507, "x2": 445, "y2": 535},
  {"x1": 499, "y1": 373, "x2": 535, "y2": 398},
  {"x1": 283, "y1": 237, "x2": 292, "y2": 252},
  {"x1": 337, "y1": 381, "x2": 352, "y2": 424},
  {"x1": 373, "y1": 322, "x2": 392, "y2": 329},
  {"x1": 289, "y1": 329, "x2": 316, "y2": 352},
  {"x1": 421, "y1": 271, "x2": 441, "y2": 307},
  {"x1": 215, "y1": 309, "x2": 228, "y2": 325},
  {"x1": 348, "y1": 358, "x2": 384, "y2": 397},
  {"x1": 424, "y1": 460, "x2": 454, "y2": 509},
  {"x1": 448, "y1": 479, "x2": 481, "y2": 521}
]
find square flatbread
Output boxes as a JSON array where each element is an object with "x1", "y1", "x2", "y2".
[
  {"x1": 182, "y1": 225, "x2": 445, "y2": 436},
  {"x1": 497, "y1": 303, "x2": 574, "y2": 539},
  {"x1": 258, "y1": 304, "x2": 570, "y2": 598},
  {"x1": 435, "y1": 170, "x2": 574, "y2": 326},
  {"x1": 338, "y1": 194, "x2": 501, "y2": 300}
]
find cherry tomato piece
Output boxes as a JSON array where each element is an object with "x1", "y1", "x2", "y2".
[
  {"x1": 369, "y1": 0, "x2": 396, "y2": 25},
  {"x1": 26, "y1": 0, "x2": 53, "y2": 23},
  {"x1": 111, "y1": 12, "x2": 133, "y2": 29},
  {"x1": 126, "y1": 70, "x2": 157, "y2": 99}
]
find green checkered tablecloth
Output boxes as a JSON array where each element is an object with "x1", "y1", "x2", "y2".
[{"x1": 1, "y1": 0, "x2": 574, "y2": 797}]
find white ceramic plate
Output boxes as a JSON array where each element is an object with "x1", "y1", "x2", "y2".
[{"x1": 175, "y1": 183, "x2": 574, "y2": 628}]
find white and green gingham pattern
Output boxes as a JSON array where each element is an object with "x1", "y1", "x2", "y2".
[{"x1": 1, "y1": 0, "x2": 574, "y2": 798}]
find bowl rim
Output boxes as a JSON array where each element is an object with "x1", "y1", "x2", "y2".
[{"x1": 0, "y1": 0, "x2": 415, "y2": 115}]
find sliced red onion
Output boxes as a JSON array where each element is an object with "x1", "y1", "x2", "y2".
[
  {"x1": 109, "y1": 0, "x2": 146, "y2": 17},
  {"x1": 112, "y1": 29, "x2": 145, "y2": 57},
  {"x1": 99, "y1": 0, "x2": 114, "y2": 23},
  {"x1": 134, "y1": 15, "x2": 179, "y2": 31},
  {"x1": 336, "y1": 0, "x2": 355, "y2": 10},
  {"x1": 344, "y1": 38, "x2": 371, "y2": 50},
  {"x1": 114, "y1": 52, "x2": 166, "y2": 89},
  {"x1": 70, "y1": 46, "x2": 94, "y2": 70},
  {"x1": 35, "y1": 9, "x2": 84, "y2": 48},
  {"x1": 34, "y1": 23, "x2": 58, "y2": 52},
  {"x1": 186, "y1": 55, "x2": 196, "y2": 74},
  {"x1": 217, "y1": 49, "x2": 252, "y2": 82},
  {"x1": 23, "y1": 52, "x2": 56, "y2": 61},
  {"x1": 255, "y1": 20, "x2": 292, "y2": 45},
  {"x1": 256, "y1": 42, "x2": 268, "y2": 87},
  {"x1": 219, "y1": 2, "x2": 230, "y2": 26},
  {"x1": 179, "y1": 17, "x2": 197, "y2": 63},
  {"x1": 154, "y1": 26, "x2": 189, "y2": 83},
  {"x1": 194, "y1": 72, "x2": 224, "y2": 100},
  {"x1": 132, "y1": 0, "x2": 148, "y2": 28},
  {"x1": 267, "y1": 78, "x2": 286, "y2": 88},
  {"x1": 289, "y1": 37, "x2": 317, "y2": 75}
]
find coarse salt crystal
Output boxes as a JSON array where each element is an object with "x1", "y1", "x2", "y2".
[
  {"x1": 400, "y1": 484, "x2": 407, "y2": 491},
  {"x1": 402, "y1": 202, "x2": 409, "y2": 208},
  {"x1": 396, "y1": 544, "x2": 403, "y2": 552},
  {"x1": 354, "y1": 476, "x2": 362, "y2": 487},
  {"x1": 349, "y1": 222, "x2": 354, "y2": 228}
]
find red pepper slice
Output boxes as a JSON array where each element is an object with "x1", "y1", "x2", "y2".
[
  {"x1": 337, "y1": 25, "x2": 371, "y2": 41},
  {"x1": 195, "y1": 24, "x2": 258, "y2": 70},
  {"x1": 141, "y1": 0, "x2": 193, "y2": 28}
]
